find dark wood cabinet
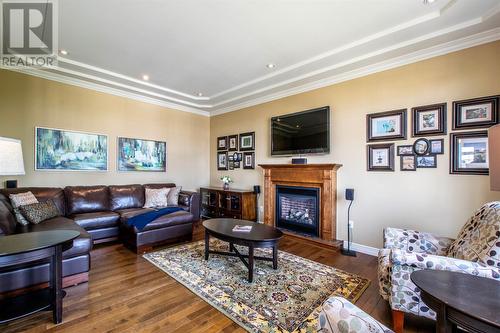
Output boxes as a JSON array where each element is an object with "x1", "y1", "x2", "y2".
[{"x1": 200, "y1": 187, "x2": 257, "y2": 221}]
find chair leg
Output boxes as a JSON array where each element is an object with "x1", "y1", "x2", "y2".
[{"x1": 392, "y1": 310, "x2": 404, "y2": 333}]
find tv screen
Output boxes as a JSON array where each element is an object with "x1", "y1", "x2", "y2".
[{"x1": 271, "y1": 106, "x2": 330, "y2": 156}]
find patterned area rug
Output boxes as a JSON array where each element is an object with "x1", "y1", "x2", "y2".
[{"x1": 143, "y1": 240, "x2": 370, "y2": 333}]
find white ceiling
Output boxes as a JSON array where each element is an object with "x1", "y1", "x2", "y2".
[{"x1": 12, "y1": 0, "x2": 500, "y2": 116}]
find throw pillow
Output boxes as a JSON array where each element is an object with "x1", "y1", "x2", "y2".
[
  {"x1": 143, "y1": 188, "x2": 170, "y2": 208},
  {"x1": 447, "y1": 201, "x2": 500, "y2": 268},
  {"x1": 167, "y1": 186, "x2": 182, "y2": 206},
  {"x1": 9, "y1": 192, "x2": 39, "y2": 226},
  {"x1": 19, "y1": 200, "x2": 61, "y2": 224}
]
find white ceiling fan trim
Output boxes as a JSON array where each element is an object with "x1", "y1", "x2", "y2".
[
  {"x1": 58, "y1": 57, "x2": 209, "y2": 101},
  {"x1": 211, "y1": 28, "x2": 500, "y2": 116},
  {"x1": 8, "y1": 67, "x2": 210, "y2": 116}
]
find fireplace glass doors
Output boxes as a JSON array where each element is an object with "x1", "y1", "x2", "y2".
[{"x1": 275, "y1": 185, "x2": 319, "y2": 237}]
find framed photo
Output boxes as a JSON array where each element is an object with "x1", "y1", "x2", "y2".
[
  {"x1": 228, "y1": 160, "x2": 234, "y2": 170},
  {"x1": 239, "y1": 132, "x2": 255, "y2": 151},
  {"x1": 367, "y1": 143, "x2": 394, "y2": 171},
  {"x1": 397, "y1": 145, "x2": 414, "y2": 156},
  {"x1": 117, "y1": 137, "x2": 166, "y2": 172},
  {"x1": 429, "y1": 139, "x2": 444, "y2": 155},
  {"x1": 400, "y1": 155, "x2": 416, "y2": 171},
  {"x1": 243, "y1": 152, "x2": 255, "y2": 169},
  {"x1": 366, "y1": 109, "x2": 407, "y2": 142},
  {"x1": 217, "y1": 152, "x2": 228, "y2": 170},
  {"x1": 413, "y1": 138, "x2": 430, "y2": 156},
  {"x1": 234, "y1": 161, "x2": 240, "y2": 168},
  {"x1": 452, "y1": 95, "x2": 499, "y2": 130},
  {"x1": 35, "y1": 127, "x2": 108, "y2": 171},
  {"x1": 450, "y1": 131, "x2": 489, "y2": 175},
  {"x1": 416, "y1": 155, "x2": 437, "y2": 168},
  {"x1": 412, "y1": 103, "x2": 447, "y2": 136},
  {"x1": 217, "y1": 136, "x2": 228, "y2": 151},
  {"x1": 228, "y1": 134, "x2": 238, "y2": 151}
]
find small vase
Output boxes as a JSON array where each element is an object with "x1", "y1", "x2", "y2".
[{"x1": 223, "y1": 183, "x2": 230, "y2": 191}]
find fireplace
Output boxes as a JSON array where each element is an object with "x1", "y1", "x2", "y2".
[{"x1": 276, "y1": 185, "x2": 319, "y2": 237}]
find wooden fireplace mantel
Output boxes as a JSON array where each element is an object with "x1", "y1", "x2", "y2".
[{"x1": 259, "y1": 163, "x2": 342, "y2": 242}]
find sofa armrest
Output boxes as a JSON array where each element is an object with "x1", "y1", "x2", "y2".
[
  {"x1": 384, "y1": 227, "x2": 453, "y2": 255},
  {"x1": 391, "y1": 249, "x2": 500, "y2": 280},
  {"x1": 178, "y1": 190, "x2": 200, "y2": 220}
]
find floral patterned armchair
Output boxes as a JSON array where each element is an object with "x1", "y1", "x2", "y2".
[{"x1": 378, "y1": 201, "x2": 500, "y2": 333}]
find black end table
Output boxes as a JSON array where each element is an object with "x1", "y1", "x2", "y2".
[
  {"x1": 203, "y1": 219, "x2": 283, "y2": 282},
  {"x1": 411, "y1": 270, "x2": 500, "y2": 333},
  {"x1": 0, "y1": 230, "x2": 79, "y2": 324}
]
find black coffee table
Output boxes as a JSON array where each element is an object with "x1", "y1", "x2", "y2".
[
  {"x1": 203, "y1": 219, "x2": 283, "y2": 282},
  {"x1": 411, "y1": 270, "x2": 500, "y2": 333},
  {"x1": 0, "y1": 230, "x2": 79, "y2": 324}
]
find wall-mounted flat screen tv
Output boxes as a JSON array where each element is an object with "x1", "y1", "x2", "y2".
[{"x1": 271, "y1": 106, "x2": 330, "y2": 156}]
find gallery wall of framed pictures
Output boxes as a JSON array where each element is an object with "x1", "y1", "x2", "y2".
[
  {"x1": 217, "y1": 132, "x2": 255, "y2": 171},
  {"x1": 366, "y1": 94, "x2": 499, "y2": 174}
]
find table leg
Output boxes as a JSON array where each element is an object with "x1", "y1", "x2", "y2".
[
  {"x1": 229, "y1": 242, "x2": 234, "y2": 252},
  {"x1": 204, "y1": 230, "x2": 209, "y2": 260},
  {"x1": 50, "y1": 245, "x2": 63, "y2": 324},
  {"x1": 248, "y1": 245, "x2": 254, "y2": 283},
  {"x1": 435, "y1": 304, "x2": 453, "y2": 333},
  {"x1": 272, "y1": 244, "x2": 278, "y2": 270}
]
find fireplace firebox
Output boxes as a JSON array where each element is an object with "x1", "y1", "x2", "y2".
[{"x1": 275, "y1": 185, "x2": 319, "y2": 237}]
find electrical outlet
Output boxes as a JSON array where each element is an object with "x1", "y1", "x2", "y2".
[
  {"x1": 259, "y1": 206, "x2": 264, "y2": 213},
  {"x1": 348, "y1": 220, "x2": 354, "y2": 228}
]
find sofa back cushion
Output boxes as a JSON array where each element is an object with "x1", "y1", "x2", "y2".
[
  {"x1": 0, "y1": 196, "x2": 16, "y2": 235},
  {"x1": 109, "y1": 185, "x2": 144, "y2": 211},
  {"x1": 65, "y1": 185, "x2": 109, "y2": 215},
  {"x1": 447, "y1": 201, "x2": 500, "y2": 268},
  {"x1": 144, "y1": 183, "x2": 176, "y2": 190}
]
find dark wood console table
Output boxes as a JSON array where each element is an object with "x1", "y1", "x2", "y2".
[
  {"x1": 411, "y1": 270, "x2": 500, "y2": 333},
  {"x1": 200, "y1": 187, "x2": 257, "y2": 221},
  {"x1": 0, "y1": 230, "x2": 79, "y2": 324}
]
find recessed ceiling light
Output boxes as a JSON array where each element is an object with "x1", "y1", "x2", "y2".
[
  {"x1": 142, "y1": 75, "x2": 149, "y2": 81},
  {"x1": 423, "y1": 0, "x2": 436, "y2": 4},
  {"x1": 196, "y1": 92, "x2": 203, "y2": 97},
  {"x1": 59, "y1": 49, "x2": 68, "y2": 55},
  {"x1": 266, "y1": 63, "x2": 276, "y2": 69}
]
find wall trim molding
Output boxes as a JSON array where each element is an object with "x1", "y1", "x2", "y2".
[{"x1": 342, "y1": 241, "x2": 379, "y2": 257}]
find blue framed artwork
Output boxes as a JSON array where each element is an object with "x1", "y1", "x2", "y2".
[
  {"x1": 118, "y1": 137, "x2": 166, "y2": 172},
  {"x1": 367, "y1": 109, "x2": 407, "y2": 142},
  {"x1": 35, "y1": 127, "x2": 108, "y2": 171}
]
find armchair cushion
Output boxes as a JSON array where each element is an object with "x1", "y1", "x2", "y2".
[
  {"x1": 318, "y1": 296, "x2": 393, "y2": 333},
  {"x1": 377, "y1": 248, "x2": 391, "y2": 301},
  {"x1": 446, "y1": 201, "x2": 500, "y2": 268},
  {"x1": 384, "y1": 227, "x2": 453, "y2": 255}
]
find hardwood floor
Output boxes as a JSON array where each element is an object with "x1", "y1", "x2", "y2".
[{"x1": 2, "y1": 222, "x2": 435, "y2": 332}]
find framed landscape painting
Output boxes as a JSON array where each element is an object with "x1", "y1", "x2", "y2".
[
  {"x1": 366, "y1": 109, "x2": 407, "y2": 142},
  {"x1": 453, "y1": 95, "x2": 499, "y2": 129},
  {"x1": 35, "y1": 127, "x2": 108, "y2": 171},
  {"x1": 118, "y1": 137, "x2": 166, "y2": 172}
]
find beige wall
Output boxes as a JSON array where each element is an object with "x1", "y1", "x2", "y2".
[
  {"x1": 0, "y1": 70, "x2": 210, "y2": 191},
  {"x1": 210, "y1": 41, "x2": 500, "y2": 248}
]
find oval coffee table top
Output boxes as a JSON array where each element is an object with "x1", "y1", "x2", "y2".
[
  {"x1": 203, "y1": 219, "x2": 283, "y2": 242},
  {"x1": 411, "y1": 270, "x2": 500, "y2": 328},
  {"x1": 0, "y1": 230, "x2": 80, "y2": 257}
]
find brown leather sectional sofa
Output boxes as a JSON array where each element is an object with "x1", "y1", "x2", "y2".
[{"x1": 0, "y1": 183, "x2": 199, "y2": 294}]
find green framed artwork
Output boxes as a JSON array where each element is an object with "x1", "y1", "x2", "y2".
[
  {"x1": 35, "y1": 127, "x2": 108, "y2": 171},
  {"x1": 118, "y1": 137, "x2": 166, "y2": 172}
]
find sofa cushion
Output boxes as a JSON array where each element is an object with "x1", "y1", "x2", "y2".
[
  {"x1": 167, "y1": 186, "x2": 182, "y2": 206},
  {"x1": 121, "y1": 209, "x2": 193, "y2": 232},
  {"x1": 143, "y1": 188, "x2": 170, "y2": 208},
  {"x1": 109, "y1": 184, "x2": 144, "y2": 211},
  {"x1": 1, "y1": 187, "x2": 66, "y2": 216},
  {"x1": 9, "y1": 191, "x2": 39, "y2": 226},
  {"x1": 25, "y1": 216, "x2": 92, "y2": 259},
  {"x1": 71, "y1": 211, "x2": 120, "y2": 230},
  {"x1": 20, "y1": 200, "x2": 61, "y2": 224},
  {"x1": 65, "y1": 185, "x2": 109, "y2": 215},
  {"x1": 447, "y1": 201, "x2": 500, "y2": 268}
]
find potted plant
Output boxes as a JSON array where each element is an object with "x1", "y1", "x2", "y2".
[{"x1": 220, "y1": 175, "x2": 233, "y2": 190}]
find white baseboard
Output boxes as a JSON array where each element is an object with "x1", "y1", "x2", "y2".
[{"x1": 342, "y1": 241, "x2": 379, "y2": 257}]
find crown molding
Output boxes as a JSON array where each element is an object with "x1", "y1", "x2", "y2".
[
  {"x1": 7, "y1": 67, "x2": 210, "y2": 117},
  {"x1": 211, "y1": 28, "x2": 500, "y2": 116}
]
